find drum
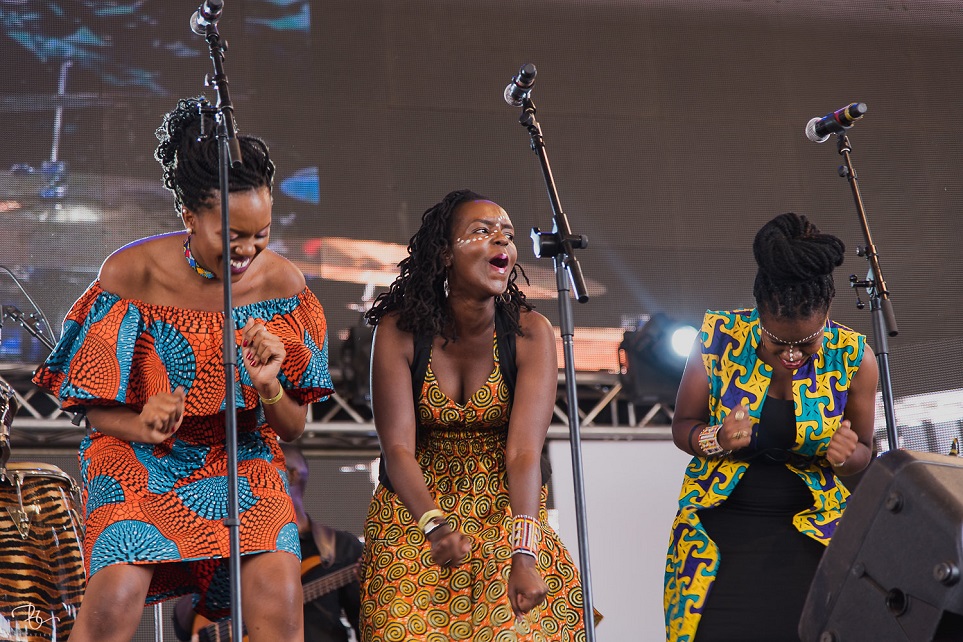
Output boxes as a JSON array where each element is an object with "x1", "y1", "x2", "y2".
[
  {"x1": 0, "y1": 383, "x2": 16, "y2": 471},
  {"x1": 0, "y1": 463, "x2": 84, "y2": 642}
]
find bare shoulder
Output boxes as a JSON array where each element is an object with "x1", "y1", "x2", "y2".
[
  {"x1": 373, "y1": 312, "x2": 414, "y2": 360},
  {"x1": 515, "y1": 310, "x2": 557, "y2": 363},
  {"x1": 376, "y1": 312, "x2": 414, "y2": 345},
  {"x1": 517, "y1": 309, "x2": 555, "y2": 345},
  {"x1": 854, "y1": 341, "x2": 878, "y2": 383},
  {"x1": 98, "y1": 233, "x2": 177, "y2": 296},
  {"x1": 262, "y1": 251, "x2": 307, "y2": 298}
]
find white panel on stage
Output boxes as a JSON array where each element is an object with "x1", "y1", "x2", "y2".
[{"x1": 549, "y1": 438, "x2": 692, "y2": 641}]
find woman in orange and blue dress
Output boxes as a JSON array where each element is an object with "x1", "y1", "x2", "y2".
[
  {"x1": 32, "y1": 97, "x2": 333, "y2": 642},
  {"x1": 664, "y1": 213, "x2": 878, "y2": 641},
  {"x1": 359, "y1": 189, "x2": 586, "y2": 641}
]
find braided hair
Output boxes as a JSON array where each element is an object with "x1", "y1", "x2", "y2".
[
  {"x1": 365, "y1": 189, "x2": 533, "y2": 342},
  {"x1": 154, "y1": 97, "x2": 275, "y2": 215},
  {"x1": 752, "y1": 212, "x2": 846, "y2": 319}
]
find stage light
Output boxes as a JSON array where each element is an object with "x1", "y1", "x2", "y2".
[
  {"x1": 670, "y1": 326, "x2": 698, "y2": 359},
  {"x1": 619, "y1": 313, "x2": 698, "y2": 407}
]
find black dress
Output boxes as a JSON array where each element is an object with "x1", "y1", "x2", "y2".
[{"x1": 694, "y1": 397, "x2": 827, "y2": 641}]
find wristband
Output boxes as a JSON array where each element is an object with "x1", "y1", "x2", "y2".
[
  {"x1": 697, "y1": 424, "x2": 728, "y2": 457},
  {"x1": 423, "y1": 519, "x2": 447, "y2": 538},
  {"x1": 688, "y1": 422, "x2": 706, "y2": 453},
  {"x1": 511, "y1": 514, "x2": 541, "y2": 558}
]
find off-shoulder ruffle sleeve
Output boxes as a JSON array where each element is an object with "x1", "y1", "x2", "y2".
[{"x1": 32, "y1": 282, "x2": 334, "y2": 416}]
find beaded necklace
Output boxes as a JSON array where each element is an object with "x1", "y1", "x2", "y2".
[{"x1": 183, "y1": 234, "x2": 215, "y2": 279}]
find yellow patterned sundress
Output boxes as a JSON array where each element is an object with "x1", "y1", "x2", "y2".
[{"x1": 360, "y1": 336, "x2": 585, "y2": 641}]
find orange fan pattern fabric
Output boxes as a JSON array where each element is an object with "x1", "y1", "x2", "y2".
[{"x1": 33, "y1": 282, "x2": 334, "y2": 619}]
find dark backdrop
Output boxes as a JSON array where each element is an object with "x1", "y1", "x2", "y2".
[{"x1": 1, "y1": 0, "x2": 961, "y2": 444}]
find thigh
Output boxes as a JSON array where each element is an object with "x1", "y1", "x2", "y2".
[
  {"x1": 240, "y1": 551, "x2": 303, "y2": 642},
  {"x1": 69, "y1": 564, "x2": 154, "y2": 642}
]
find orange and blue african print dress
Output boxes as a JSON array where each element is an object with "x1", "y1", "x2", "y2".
[
  {"x1": 360, "y1": 336, "x2": 585, "y2": 641},
  {"x1": 663, "y1": 308, "x2": 865, "y2": 642},
  {"x1": 32, "y1": 281, "x2": 333, "y2": 618}
]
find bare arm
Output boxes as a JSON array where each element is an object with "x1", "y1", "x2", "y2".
[
  {"x1": 85, "y1": 387, "x2": 185, "y2": 444},
  {"x1": 671, "y1": 337, "x2": 751, "y2": 456},
  {"x1": 505, "y1": 311, "x2": 557, "y2": 616},
  {"x1": 505, "y1": 311, "x2": 556, "y2": 519},
  {"x1": 240, "y1": 317, "x2": 308, "y2": 442},
  {"x1": 828, "y1": 343, "x2": 879, "y2": 475},
  {"x1": 370, "y1": 315, "x2": 470, "y2": 567}
]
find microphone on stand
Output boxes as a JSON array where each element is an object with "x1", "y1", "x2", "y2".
[
  {"x1": 805, "y1": 102, "x2": 868, "y2": 143},
  {"x1": 504, "y1": 63, "x2": 537, "y2": 106},
  {"x1": 190, "y1": 0, "x2": 225, "y2": 35}
]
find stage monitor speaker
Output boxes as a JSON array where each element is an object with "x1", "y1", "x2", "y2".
[{"x1": 800, "y1": 449, "x2": 963, "y2": 642}]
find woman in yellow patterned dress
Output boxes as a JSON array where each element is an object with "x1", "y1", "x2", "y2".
[
  {"x1": 359, "y1": 189, "x2": 585, "y2": 641},
  {"x1": 663, "y1": 213, "x2": 878, "y2": 641}
]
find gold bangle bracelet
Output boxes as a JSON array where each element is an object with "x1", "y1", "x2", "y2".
[
  {"x1": 417, "y1": 508, "x2": 445, "y2": 532},
  {"x1": 259, "y1": 382, "x2": 284, "y2": 405}
]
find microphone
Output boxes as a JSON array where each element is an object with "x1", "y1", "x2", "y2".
[
  {"x1": 504, "y1": 63, "x2": 537, "y2": 106},
  {"x1": 190, "y1": 0, "x2": 225, "y2": 35},
  {"x1": 805, "y1": 102, "x2": 868, "y2": 143}
]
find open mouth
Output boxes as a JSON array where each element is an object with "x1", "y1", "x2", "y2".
[{"x1": 489, "y1": 255, "x2": 509, "y2": 269}]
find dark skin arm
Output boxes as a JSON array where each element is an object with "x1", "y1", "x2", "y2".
[
  {"x1": 240, "y1": 317, "x2": 309, "y2": 442},
  {"x1": 369, "y1": 314, "x2": 471, "y2": 569},
  {"x1": 85, "y1": 388, "x2": 186, "y2": 445},
  {"x1": 85, "y1": 250, "x2": 188, "y2": 443},
  {"x1": 504, "y1": 311, "x2": 557, "y2": 616},
  {"x1": 671, "y1": 338, "x2": 752, "y2": 456},
  {"x1": 90, "y1": 235, "x2": 309, "y2": 443},
  {"x1": 672, "y1": 336, "x2": 879, "y2": 475},
  {"x1": 826, "y1": 344, "x2": 878, "y2": 475}
]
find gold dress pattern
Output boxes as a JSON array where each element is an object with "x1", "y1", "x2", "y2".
[{"x1": 360, "y1": 336, "x2": 585, "y2": 641}]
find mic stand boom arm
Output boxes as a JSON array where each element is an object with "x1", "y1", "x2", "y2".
[
  {"x1": 517, "y1": 96, "x2": 598, "y2": 642},
  {"x1": 836, "y1": 132, "x2": 899, "y2": 451}
]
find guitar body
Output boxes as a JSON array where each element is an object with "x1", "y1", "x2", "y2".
[{"x1": 192, "y1": 613, "x2": 248, "y2": 642}]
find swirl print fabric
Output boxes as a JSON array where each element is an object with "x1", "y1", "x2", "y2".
[
  {"x1": 360, "y1": 336, "x2": 585, "y2": 641},
  {"x1": 32, "y1": 282, "x2": 334, "y2": 619},
  {"x1": 663, "y1": 308, "x2": 865, "y2": 642}
]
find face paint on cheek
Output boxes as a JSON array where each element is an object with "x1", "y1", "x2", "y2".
[{"x1": 455, "y1": 233, "x2": 491, "y2": 247}]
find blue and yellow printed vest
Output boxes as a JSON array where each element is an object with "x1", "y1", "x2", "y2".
[{"x1": 663, "y1": 308, "x2": 865, "y2": 642}]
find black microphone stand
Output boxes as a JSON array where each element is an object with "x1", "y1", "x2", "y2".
[
  {"x1": 515, "y1": 94, "x2": 598, "y2": 641},
  {"x1": 835, "y1": 132, "x2": 899, "y2": 451},
  {"x1": 197, "y1": 18, "x2": 245, "y2": 642}
]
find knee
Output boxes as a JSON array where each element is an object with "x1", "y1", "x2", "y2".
[
  {"x1": 74, "y1": 567, "x2": 151, "y2": 637},
  {"x1": 242, "y1": 556, "x2": 303, "y2": 636},
  {"x1": 247, "y1": 571, "x2": 302, "y2": 610}
]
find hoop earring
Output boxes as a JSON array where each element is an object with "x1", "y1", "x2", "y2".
[{"x1": 498, "y1": 291, "x2": 511, "y2": 304}]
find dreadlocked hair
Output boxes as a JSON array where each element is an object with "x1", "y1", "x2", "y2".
[
  {"x1": 752, "y1": 212, "x2": 845, "y2": 319},
  {"x1": 365, "y1": 189, "x2": 533, "y2": 342},
  {"x1": 154, "y1": 97, "x2": 275, "y2": 215}
]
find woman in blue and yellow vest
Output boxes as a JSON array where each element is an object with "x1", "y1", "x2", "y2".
[{"x1": 664, "y1": 213, "x2": 879, "y2": 642}]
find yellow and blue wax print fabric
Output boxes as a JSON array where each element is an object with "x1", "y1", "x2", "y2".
[{"x1": 663, "y1": 308, "x2": 865, "y2": 642}]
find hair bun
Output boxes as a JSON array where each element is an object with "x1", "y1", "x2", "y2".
[{"x1": 753, "y1": 212, "x2": 845, "y2": 285}]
